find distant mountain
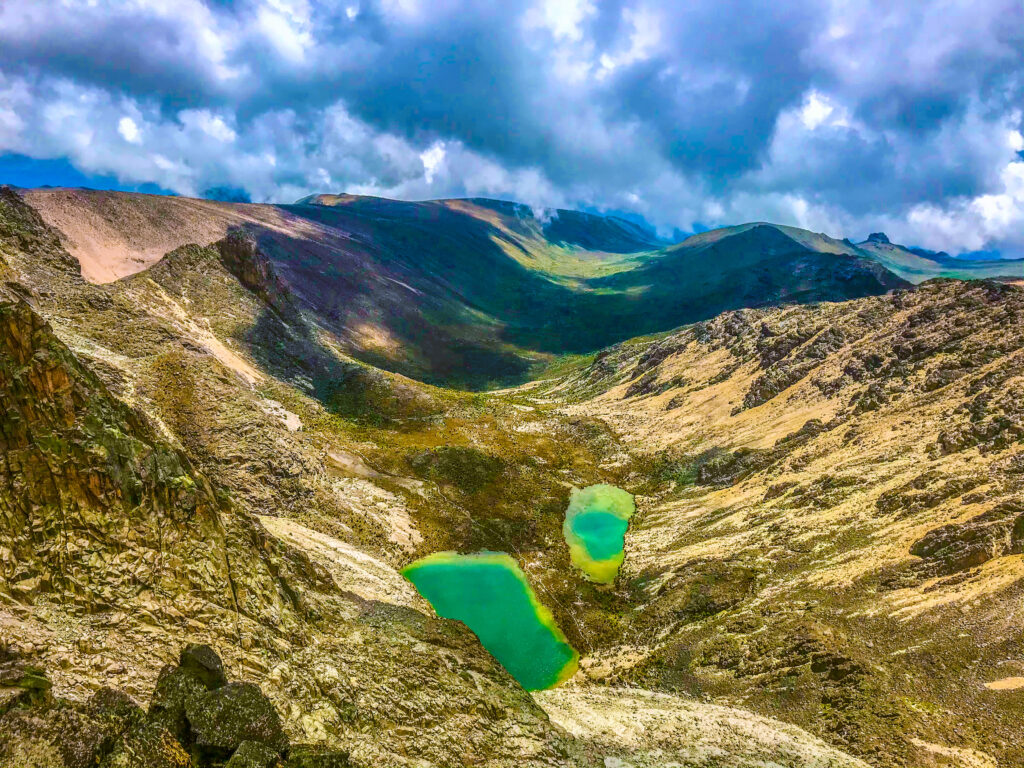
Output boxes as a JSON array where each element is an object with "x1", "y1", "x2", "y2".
[
  {"x1": 855, "y1": 231, "x2": 1024, "y2": 283},
  {"x1": 19, "y1": 188, "x2": 915, "y2": 388}
]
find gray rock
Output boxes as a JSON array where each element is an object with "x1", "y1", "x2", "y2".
[
  {"x1": 178, "y1": 645, "x2": 228, "y2": 691},
  {"x1": 186, "y1": 682, "x2": 287, "y2": 760},
  {"x1": 149, "y1": 665, "x2": 208, "y2": 744},
  {"x1": 225, "y1": 740, "x2": 282, "y2": 768}
]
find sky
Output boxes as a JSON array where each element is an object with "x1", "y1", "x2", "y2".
[{"x1": 1, "y1": 0, "x2": 1023, "y2": 257}]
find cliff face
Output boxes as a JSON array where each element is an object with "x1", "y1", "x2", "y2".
[{"x1": 0, "y1": 294, "x2": 234, "y2": 609}]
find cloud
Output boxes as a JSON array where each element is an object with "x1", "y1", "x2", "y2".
[{"x1": 0, "y1": 0, "x2": 1022, "y2": 256}]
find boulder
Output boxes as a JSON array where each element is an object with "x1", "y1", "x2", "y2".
[
  {"x1": 186, "y1": 682, "x2": 287, "y2": 760},
  {"x1": 178, "y1": 645, "x2": 228, "y2": 691},
  {"x1": 149, "y1": 665, "x2": 208, "y2": 744},
  {"x1": 99, "y1": 720, "x2": 191, "y2": 768},
  {"x1": 225, "y1": 740, "x2": 283, "y2": 768}
]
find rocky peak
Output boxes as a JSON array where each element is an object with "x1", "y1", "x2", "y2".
[
  {"x1": 865, "y1": 231, "x2": 890, "y2": 244},
  {"x1": 216, "y1": 230, "x2": 297, "y2": 320}
]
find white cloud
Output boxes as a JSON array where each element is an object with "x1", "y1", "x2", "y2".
[
  {"x1": 523, "y1": 0, "x2": 596, "y2": 42},
  {"x1": 420, "y1": 142, "x2": 446, "y2": 184},
  {"x1": 118, "y1": 116, "x2": 141, "y2": 144}
]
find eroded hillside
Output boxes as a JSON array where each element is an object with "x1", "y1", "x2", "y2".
[{"x1": 552, "y1": 279, "x2": 1024, "y2": 766}]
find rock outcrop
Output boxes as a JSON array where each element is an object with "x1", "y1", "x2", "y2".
[{"x1": 0, "y1": 645, "x2": 334, "y2": 768}]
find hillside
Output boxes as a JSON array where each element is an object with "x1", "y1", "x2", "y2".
[
  {"x1": 2, "y1": 183, "x2": 1023, "y2": 766},
  {"x1": 22, "y1": 187, "x2": 911, "y2": 389},
  {"x1": 0, "y1": 185, "x2": 874, "y2": 768},
  {"x1": 548, "y1": 278, "x2": 1024, "y2": 767}
]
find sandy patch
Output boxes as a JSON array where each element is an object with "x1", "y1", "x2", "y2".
[
  {"x1": 23, "y1": 188, "x2": 326, "y2": 283},
  {"x1": 984, "y1": 676, "x2": 1024, "y2": 690},
  {"x1": 535, "y1": 687, "x2": 869, "y2": 767}
]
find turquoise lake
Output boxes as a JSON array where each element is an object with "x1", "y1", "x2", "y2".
[
  {"x1": 563, "y1": 484, "x2": 636, "y2": 583},
  {"x1": 401, "y1": 551, "x2": 579, "y2": 690}
]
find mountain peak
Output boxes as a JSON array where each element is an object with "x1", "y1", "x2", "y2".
[{"x1": 866, "y1": 231, "x2": 890, "y2": 244}]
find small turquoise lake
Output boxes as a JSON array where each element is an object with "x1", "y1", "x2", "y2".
[
  {"x1": 401, "y1": 551, "x2": 579, "y2": 690},
  {"x1": 563, "y1": 484, "x2": 635, "y2": 583}
]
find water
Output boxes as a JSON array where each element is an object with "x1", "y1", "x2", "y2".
[
  {"x1": 401, "y1": 551, "x2": 579, "y2": 690},
  {"x1": 563, "y1": 484, "x2": 636, "y2": 583}
]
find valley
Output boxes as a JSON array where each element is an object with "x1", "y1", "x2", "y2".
[{"x1": 1, "y1": 185, "x2": 1022, "y2": 768}]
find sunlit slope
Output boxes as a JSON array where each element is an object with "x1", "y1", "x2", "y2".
[{"x1": 554, "y1": 278, "x2": 1024, "y2": 767}]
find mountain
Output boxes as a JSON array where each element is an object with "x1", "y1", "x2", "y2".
[
  {"x1": 550, "y1": 277, "x2": 1024, "y2": 766},
  {"x1": 22, "y1": 188, "x2": 909, "y2": 389},
  {"x1": 0, "y1": 185, "x2": 870, "y2": 768},
  {"x1": 2, "y1": 183, "x2": 1023, "y2": 767},
  {"x1": 855, "y1": 231, "x2": 1024, "y2": 283}
]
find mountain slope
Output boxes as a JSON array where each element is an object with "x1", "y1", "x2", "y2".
[
  {"x1": 0, "y1": 184, "x2": 875, "y2": 768},
  {"x1": 549, "y1": 278, "x2": 1024, "y2": 767},
  {"x1": 22, "y1": 188, "x2": 911, "y2": 389},
  {"x1": 856, "y1": 232, "x2": 1024, "y2": 283}
]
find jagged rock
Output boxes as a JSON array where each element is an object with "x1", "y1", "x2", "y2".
[
  {"x1": 186, "y1": 683, "x2": 287, "y2": 761},
  {"x1": 100, "y1": 720, "x2": 191, "y2": 768},
  {"x1": 866, "y1": 232, "x2": 890, "y2": 243},
  {"x1": 225, "y1": 740, "x2": 283, "y2": 768},
  {"x1": 910, "y1": 501, "x2": 1024, "y2": 575},
  {"x1": 179, "y1": 645, "x2": 228, "y2": 691},
  {"x1": 149, "y1": 665, "x2": 209, "y2": 744},
  {"x1": 215, "y1": 231, "x2": 295, "y2": 320}
]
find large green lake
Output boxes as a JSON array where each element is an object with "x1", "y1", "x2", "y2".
[
  {"x1": 401, "y1": 551, "x2": 579, "y2": 690},
  {"x1": 563, "y1": 484, "x2": 636, "y2": 583}
]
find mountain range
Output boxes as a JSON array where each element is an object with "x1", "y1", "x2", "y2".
[{"x1": 1, "y1": 184, "x2": 1023, "y2": 768}]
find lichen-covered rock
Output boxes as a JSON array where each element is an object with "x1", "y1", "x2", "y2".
[
  {"x1": 0, "y1": 660, "x2": 51, "y2": 706},
  {"x1": 179, "y1": 645, "x2": 228, "y2": 691},
  {"x1": 225, "y1": 740, "x2": 283, "y2": 768},
  {"x1": 149, "y1": 665, "x2": 208, "y2": 744},
  {"x1": 0, "y1": 698, "x2": 136, "y2": 768},
  {"x1": 186, "y1": 683, "x2": 287, "y2": 760},
  {"x1": 283, "y1": 747, "x2": 351, "y2": 768},
  {"x1": 100, "y1": 720, "x2": 191, "y2": 768}
]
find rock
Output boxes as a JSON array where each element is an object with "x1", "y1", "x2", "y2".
[
  {"x1": 225, "y1": 740, "x2": 283, "y2": 768},
  {"x1": 186, "y1": 682, "x2": 287, "y2": 760},
  {"x1": 149, "y1": 665, "x2": 208, "y2": 744},
  {"x1": 866, "y1": 232, "x2": 890, "y2": 243},
  {"x1": 910, "y1": 501, "x2": 1024, "y2": 575},
  {"x1": 0, "y1": 661, "x2": 51, "y2": 707},
  {"x1": 284, "y1": 747, "x2": 351, "y2": 768},
  {"x1": 100, "y1": 720, "x2": 191, "y2": 768},
  {"x1": 178, "y1": 645, "x2": 228, "y2": 691},
  {"x1": 0, "y1": 701, "x2": 131, "y2": 768},
  {"x1": 89, "y1": 688, "x2": 143, "y2": 724}
]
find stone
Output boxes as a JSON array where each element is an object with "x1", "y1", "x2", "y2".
[
  {"x1": 149, "y1": 665, "x2": 208, "y2": 744},
  {"x1": 99, "y1": 720, "x2": 191, "y2": 768},
  {"x1": 186, "y1": 683, "x2": 287, "y2": 760},
  {"x1": 178, "y1": 644, "x2": 228, "y2": 691},
  {"x1": 225, "y1": 740, "x2": 283, "y2": 768}
]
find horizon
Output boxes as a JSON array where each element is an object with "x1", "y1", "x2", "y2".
[{"x1": 8, "y1": 180, "x2": 1019, "y2": 262}]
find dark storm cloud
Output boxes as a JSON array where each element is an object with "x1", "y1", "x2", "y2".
[{"x1": 1, "y1": 0, "x2": 1023, "y2": 255}]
